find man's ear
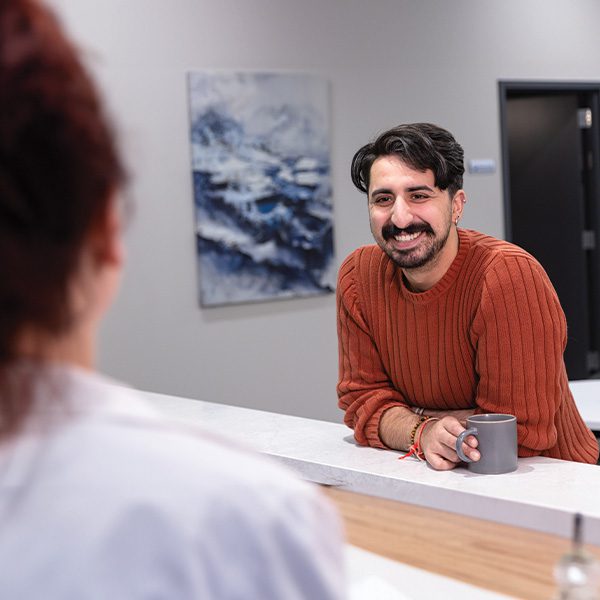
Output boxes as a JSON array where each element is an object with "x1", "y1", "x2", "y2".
[{"x1": 452, "y1": 190, "x2": 466, "y2": 222}]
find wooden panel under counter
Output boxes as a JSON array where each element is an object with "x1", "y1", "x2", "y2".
[{"x1": 325, "y1": 486, "x2": 600, "y2": 600}]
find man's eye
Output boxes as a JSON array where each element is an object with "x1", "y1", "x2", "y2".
[
  {"x1": 372, "y1": 196, "x2": 392, "y2": 205},
  {"x1": 411, "y1": 194, "x2": 429, "y2": 201}
]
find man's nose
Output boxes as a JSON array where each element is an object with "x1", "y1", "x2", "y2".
[{"x1": 390, "y1": 197, "x2": 413, "y2": 229}]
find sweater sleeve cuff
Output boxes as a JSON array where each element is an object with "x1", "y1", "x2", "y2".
[{"x1": 363, "y1": 401, "x2": 407, "y2": 449}]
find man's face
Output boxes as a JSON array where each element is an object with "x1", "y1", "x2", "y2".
[{"x1": 367, "y1": 155, "x2": 461, "y2": 270}]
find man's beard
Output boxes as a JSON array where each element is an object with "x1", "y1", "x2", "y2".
[{"x1": 379, "y1": 222, "x2": 451, "y2": 270}]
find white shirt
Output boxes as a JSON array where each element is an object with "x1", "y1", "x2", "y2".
[{"x1": 0, "y1": 366, "x2": 345, "y2": 599}]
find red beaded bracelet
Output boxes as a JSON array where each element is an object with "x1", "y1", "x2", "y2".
[
  {"x1": 398, "y1": 416, "x2": 440, "y2": 462},
  {"x1": 415, "y1": 417, "x2": 440, "y2": 460},
  {"x1": 399, "y1": 415, "x2": 429, "y2": 460}
]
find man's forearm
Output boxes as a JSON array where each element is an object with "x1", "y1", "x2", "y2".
[{"x1": 379, "y1": 406, "x2": 424, "y2": 451}]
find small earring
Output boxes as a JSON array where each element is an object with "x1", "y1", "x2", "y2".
[{"x1": 455, "y1": 216, "x2": 460, "y2": 225}]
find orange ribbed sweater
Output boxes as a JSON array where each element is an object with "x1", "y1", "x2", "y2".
[{"x1": 337, "y1": 228, "x2": 599, "y2": 463}]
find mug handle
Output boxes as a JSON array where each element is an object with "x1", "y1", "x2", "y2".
[{"x1": 455, "y1": 427, "x2": 478, "y2": 462}]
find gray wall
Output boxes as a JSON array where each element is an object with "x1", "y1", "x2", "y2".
[{"x1": 48, "y1": 0, "x2": 600, "y2": 421}]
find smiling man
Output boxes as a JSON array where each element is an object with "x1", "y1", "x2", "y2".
[{"x1": 337, "y1": 123, "x2": 599, "y2": 469}]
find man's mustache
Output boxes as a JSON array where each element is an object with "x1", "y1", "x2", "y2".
[{"x1": 382, "y1": 223, "x2": 433, "y2": 240}]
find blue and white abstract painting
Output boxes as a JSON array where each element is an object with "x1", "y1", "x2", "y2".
[{"x1": 187, "y1": 71, "x2": 335, "y2": 306}]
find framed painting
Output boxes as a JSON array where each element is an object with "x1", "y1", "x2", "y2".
[{"x1": 187, "y1": 71, "x2": 335, "y2": 306}]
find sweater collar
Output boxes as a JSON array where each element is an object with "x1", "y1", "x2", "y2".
[{"x1": 399, "y1": 228, "x2": 472, "y2": 304}]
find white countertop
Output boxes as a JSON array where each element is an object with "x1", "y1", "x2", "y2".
[
  {"x1": 140, "y1": 388, "x2": 600, "y2": 546},
  {"x1": 569, "y1": 380, "x2": 600, "y2": 430}
]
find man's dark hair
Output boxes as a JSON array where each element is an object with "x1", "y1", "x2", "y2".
[{"x1": 350, "y1": 123, "x2": 465, "y2": 198}]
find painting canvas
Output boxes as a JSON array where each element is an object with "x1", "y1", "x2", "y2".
[{"x1": 187, "y1": 71, "x2": 335, "y2": 306}]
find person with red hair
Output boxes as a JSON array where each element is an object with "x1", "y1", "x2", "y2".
[{"x1": 0, "y1": 1, "x2": 344, "y2": 597}]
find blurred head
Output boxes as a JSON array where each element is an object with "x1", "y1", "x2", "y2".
[
  {"x1": 350, "y1": 123, "x2": 465, "y2": 199},
  {"x1": 0, "y1": 0, "x2": 126, "y2": 430}
]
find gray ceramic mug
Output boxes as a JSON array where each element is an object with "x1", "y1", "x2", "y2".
[{"x1": 455, "y1": 414, "x2": 518, "y2": 474}]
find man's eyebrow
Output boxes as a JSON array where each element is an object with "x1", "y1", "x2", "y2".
[
  {"x1": 369, "y1": 185, "x2": 434, "y2": 196},
  {"x1": 406, "y1": 185, "x2": 434, "y2": 193},
  {"x1": 369, "y1": 187, "x2": 393, "y2": 197}
]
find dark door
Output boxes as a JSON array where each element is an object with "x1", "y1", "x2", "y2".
[{"x1": 502, "y1": 89, "x2": 600, "y2": 380}]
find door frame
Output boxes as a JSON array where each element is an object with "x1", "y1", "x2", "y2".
[
  {"x1": 498, "y1": 80, "x2": 600, "y2": 241},
  {"x1": 498, "y1": 80, "x2": 600, "y2": 377}
]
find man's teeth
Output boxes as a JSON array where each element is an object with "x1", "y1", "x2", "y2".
[{"x1": 394, "y1": 231, "x2": 421, "y2": 242}]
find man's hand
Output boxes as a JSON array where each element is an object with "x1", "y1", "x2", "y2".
[{"x1": 420, "y1": 416, "x2": 480, "y2": 471}]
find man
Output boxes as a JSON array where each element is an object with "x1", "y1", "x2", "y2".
[{"x1": 337, "y1": 122, "x2": 599, "y2": 470}]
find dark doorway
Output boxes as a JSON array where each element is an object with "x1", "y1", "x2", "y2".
[{"x1": 499, "y1": 82, "x2": 600, "y2": 380}]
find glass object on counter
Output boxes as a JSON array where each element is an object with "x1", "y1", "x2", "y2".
[{"x1": 554, "y1": 513, "x2": 600, "y2": 599}]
